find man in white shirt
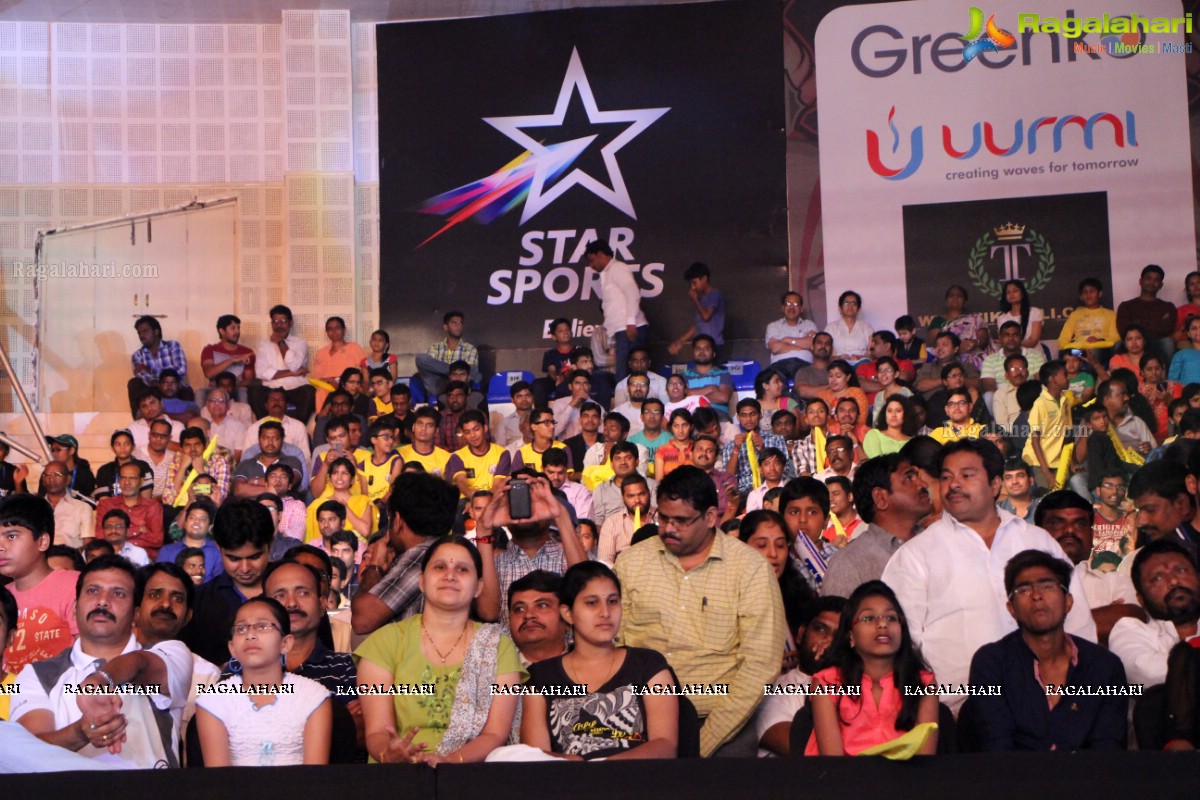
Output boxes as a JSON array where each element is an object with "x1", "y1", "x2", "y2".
[
  {"x1": 253, "y1": 304, "x2": 316, "y2": 423},
  {"x1": 494, "y1": 380, "x2": 534, "y2": 449},
  {"x1": 756, "y1": 596, "x2": 844, "y2": 756},
  {"x1": 129, "y1": 391, "x2": 184, "y2": 459},
  {"x1": 764, "y1": 291, "x2": 818, "y2": 381},
  {"x1": 1033, "y1": 490, "x2": 1144, "y2": 646},
  {"x1": 585, "y1": 239, "x2": 648, "y2": 381},
  {"x1": 12, "y1": 555, "x2": 192, "y2": 768},
  {"x1": 611, "y1": 373, "x2": 651, "y2": 436},
  {"x1": 612, "y1": 347, "x2": 669, "y2": 407},
  {"x1": 41, "y1": 460, "x2": 94, "y2": 549},
  {"x1": 1109, "y1": 539, "x2": 1199, "y2": 687},
  {"x1": 199, "y1": 388, "x2": 248, "y2": 462},
  {"x1": 542, "y1": 448, "x2": 593, "y2": 523},
  {"x1": 242, "y1": 386, "x2": 313, "y2": 469},
  {"x1": 99, "y1": 509, "x2": 150, "y2": 567},
  {"x1": 881, "y1": 438, "x2": 1096, "y2": 713}
]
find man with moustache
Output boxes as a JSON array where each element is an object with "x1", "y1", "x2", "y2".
[
  {"x1": 1109, "y1": 539, "x2": 1200, "y2": 687},
  {"x1": 506, "y1": 570, "x2": 569, "y2": 667},
  {"x1": 756, "y1": 596, "x2": 845, "y2": 756},
  {"x1": 134, "y1": 563, "x2": 221, "y2": 735},
  {"x1": 263, "y1": 559, "x2": 360, "y2": 756},
  {"x1": 597, "y1": 474, "x2": 654, "y2": 564},
  {"x1": 964, "y1": 550, "x2": 1128, "y2": 751},
  {"x1": 11, "y1": 555, "x2": 192, "y2": 768},
  {"x1": 1034, "y1": 491, "x2": 1145, "y2": 647},
  {"x1": 882, "y1": 438, "x2": 1096, "y2": 713},
  {"x1": 616, "y1": 466, "x2": 784, "y2": 757},
  {"x1": 1122, "y1": 461, "x2": 1199, "y2": 575},
  {"x1": 823, "y1": 455, "x2": 932, "y2": 598}
]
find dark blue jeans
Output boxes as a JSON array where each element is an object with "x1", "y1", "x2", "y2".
[{"x1": 614, "y1": 325, "x2": 649, "y2": 381}]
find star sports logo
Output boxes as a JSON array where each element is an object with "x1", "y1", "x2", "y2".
[
  {"x1": 960, "y1": 7, "x2": 1015, "y2": 62},
  {"x1": 414, "y1": 48, "x2": 670, "y2": 247}
]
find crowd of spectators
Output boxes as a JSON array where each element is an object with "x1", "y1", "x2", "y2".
[{"x1": 2, "y1": 257, "x2": 1200, "y2": 771}]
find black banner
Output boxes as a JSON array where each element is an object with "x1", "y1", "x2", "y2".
[
  {"x1": 377, "y1": 1, "x2": 788, "y2": 352},
  {"x1": 902, "y1": 192, "x2": 1114, "y2": 340}
]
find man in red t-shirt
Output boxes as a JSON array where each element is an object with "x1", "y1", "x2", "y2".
[
  {"x1": 1093, "y1": 469, "x2": 1135, "y2": 555},
  {"x1": 200, "y1": 313, "x2": 256, "y2": 400},
  {"x1": 0, "y1": 495, "x2": 79, "y2": 674},
  {"x1": 855, "y1": 331, "x2": 915, "y2": 387}
]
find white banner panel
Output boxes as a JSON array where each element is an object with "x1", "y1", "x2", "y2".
[{"x1": 816, "y1": 0, "x2": 1194, "y2": 338}]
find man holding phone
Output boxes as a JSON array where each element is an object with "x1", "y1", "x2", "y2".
[
  {"x1": 162, "y1": 427, "x2": 229, "y2": 506},
  {"x1": 472, "y1": 475, "x2": 591, "y2": 628}
]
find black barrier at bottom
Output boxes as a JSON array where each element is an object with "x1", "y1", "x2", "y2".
[{"x1": 3, "y1": 752, "x2": 1197, "y2": 800}]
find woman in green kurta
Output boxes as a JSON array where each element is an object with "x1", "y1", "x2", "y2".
[{"x1": 356, "y1": 536, "x2": 525, "y2": 765}]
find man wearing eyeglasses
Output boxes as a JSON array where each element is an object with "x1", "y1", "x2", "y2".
[
  {"x1": 883, "y1": 438, "x2": 1096, "y2": 714},
  {"x1": 510, "y1": 407, "x2": 572, "y2": 474},
  {"x1": 93, "y1": 462, "x2": 165, "y2": 558},
  {"x1": 40, "y1": 460, "x2": 95, "y2": 550},
  {"x1": 615, "y1": 466, "x2": 784, "y2": 757},
  {"x1": 963, "y1": 549, "x2": 1128, "y2": 751},
  {"x1": 930, "y1": 389, "x2": 986, "y2": 445},
  {"x1": 764, "y1": 291, "x2": 818, "y2": 381}
]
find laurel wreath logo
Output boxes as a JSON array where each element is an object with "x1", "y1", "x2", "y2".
[{"x1": 966, "y1": 228, "x2": 1056, "y2": 299}]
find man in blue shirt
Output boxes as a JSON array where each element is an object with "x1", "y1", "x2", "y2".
[
  {"x1": 682, "y1": 335, "x2": 734, "y2": 418},
  {"x1": 964, "y1": 549, "x2": 1128, "y2": 751},
  {"x1": 668, "y1": 262, "x2": 725, "y2": 357}
]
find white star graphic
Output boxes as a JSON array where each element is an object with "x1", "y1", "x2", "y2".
[{"x1": 483, "y1": 47, "x2": 670, "y2": 224}]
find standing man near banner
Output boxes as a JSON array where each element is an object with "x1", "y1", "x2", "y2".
[{"x1": 586, "y1": 240, "x2": 648, "y2": 381}]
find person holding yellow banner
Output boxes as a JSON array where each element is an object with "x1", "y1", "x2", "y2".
[{"x1": 162, "y1": 427, "x2": 229, "y2": 507}]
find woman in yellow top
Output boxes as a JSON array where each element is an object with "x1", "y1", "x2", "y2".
[
  {"x1": 356, "y1": 536, "x2": 525, "y2": 764},
  {"x1": 305, "y1": 457, "x2": 374, "y2": 543},
  {"x1": 0, "y1": 589, "x2": 16, "y2": 720}
]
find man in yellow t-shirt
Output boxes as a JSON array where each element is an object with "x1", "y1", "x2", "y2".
[
  {"x1": 931, "y1": 389, "x2": 986, "y2": 444},
  {"x1": 444, "y1": 410, "x2": 511, "y2": 497},
  {"x1": 511, "y1": 407, "x2": 572, "y2": 473},
  {"x1": 1057, "y1": 278, "x2": 1119, "y2": 352},
  {"x1": 397, "y1": 407, "x2": 451, "y2": 479}
]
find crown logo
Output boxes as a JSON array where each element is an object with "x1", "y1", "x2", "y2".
[{"x1": 994, "y1": 222, "x2": 1025, "y2": 241}]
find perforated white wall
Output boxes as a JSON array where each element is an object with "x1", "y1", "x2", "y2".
[{"x1": 0, "y1": 13, "x2": 362, "y2": 412}]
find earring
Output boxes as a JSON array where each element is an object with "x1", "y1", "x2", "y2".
[
  {"x1": 228, "y1": 657, "x2": 242, "y2": 675},
  {"x1": 281, "y1": 654, "x2": 288, "y2": 669}
]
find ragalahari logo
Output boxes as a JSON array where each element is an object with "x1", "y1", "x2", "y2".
[
  {"x1": 960, "y1": 7, "x2": 1016, "y2": 62},
  {"x1": 412, "y1": 48, "x2": 669, "y2": 248}
]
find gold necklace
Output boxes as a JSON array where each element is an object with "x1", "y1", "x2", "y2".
[
  {"x1": 422, "y1": 619, "x2": 471, "y2": 664},
  {"x1": 565, "y1": 648, "x2": 620, "y2": 689}
]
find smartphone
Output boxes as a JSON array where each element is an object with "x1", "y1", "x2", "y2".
[
  {"x1": 508, "y1": 479, "x2": 532, "y2": 520},
  {"x1": 193, "y1": 483, "x2": 212, "y2": 495},
  {"x1": 1158, "y1": 382, "x2": 1168, "y2": 392}
]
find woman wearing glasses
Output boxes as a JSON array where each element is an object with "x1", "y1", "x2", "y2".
[
  {"x1": 195, "y1": 596, "x2": 333, "y2": 765},
  {"x1": 804, "y1": 580, "x2": 938, "y2": 755}
]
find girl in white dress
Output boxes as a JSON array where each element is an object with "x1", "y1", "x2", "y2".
[{"x1": 195, "y1": 596, "x2": 332, "y2": 766}]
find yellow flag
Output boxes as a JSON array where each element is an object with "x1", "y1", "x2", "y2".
[
  {"x1": 858, "y1": 722, "x2": 938, "y2": 760},
  {"x1": 813, "y1": 426, "x2": 827, "y2": 473},
  {"x1": 745, "y1": 436, "x2": 762, "y2": 489},
  {"x1": 173, "y1": 435, "x2": 218, "y2": 507}
]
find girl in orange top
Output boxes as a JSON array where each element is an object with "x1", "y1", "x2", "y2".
[
  {"x1": 654, "y1": 409, "x2": 695, "y2": 479},
  {"x1": 806, "y1": 581, "x2": 938, "y2": 756},
  {"x1": 1106, "y1": 324, "x2": 1148, "y2": 383}
]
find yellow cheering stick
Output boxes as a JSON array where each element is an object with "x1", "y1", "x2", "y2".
[
  {"x1": 309, "y1": 377, "x2": 337, "y2": 393},
  {"x1": 858, "y1": 722, "x2": 938, "y2": 760},
  {"x1": 745, "y1": 435, "x2": 762, "y2": 489},
  {"x1": 1054, "y1": 443, "x2": 1074, "y2": 490},
  {"x1": 633, "y1": 506, "x2": 641, "y2": 531},
  {"x1": 813, "y1": 426, "x2": 827, "y2": 473},
  {"x1": 173, "y1": 435, "x2": 218, "y2": 507}
]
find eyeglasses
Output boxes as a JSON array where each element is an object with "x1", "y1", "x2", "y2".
[
  {"x1": 102, "y1": 523, "x2": 128, "y2": 531},
  {"x1": 533, "y1": 419, "x2": 555, "y2": 426},
  {"x1": 232, "y1": 622, "x2": 282, "y2": 637},
  {"x1": 657, "y1": 512, "x2": 703, "y2": 529},
  {"x1": 43, "y1": 471, "x2": 68, "y2": 478},
  {"x1": 854, "y1": 613, "x2": 900, "y2": 626},
  {"x1": 1008, "y1": 578, "x2": 1066, "y2": 599},
  {"x1": 945, "y1": 400, "x2": 971, "y2": 407},
  {"x1": 841, "y1": 300, "x2": 859, "y2": 307},
  {"x1": 783, "y1": 302, "x2": 801, "y2": 308},
  {"x1": 1098, "y1": 482, "x2": 1126, "y2": 492}
]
